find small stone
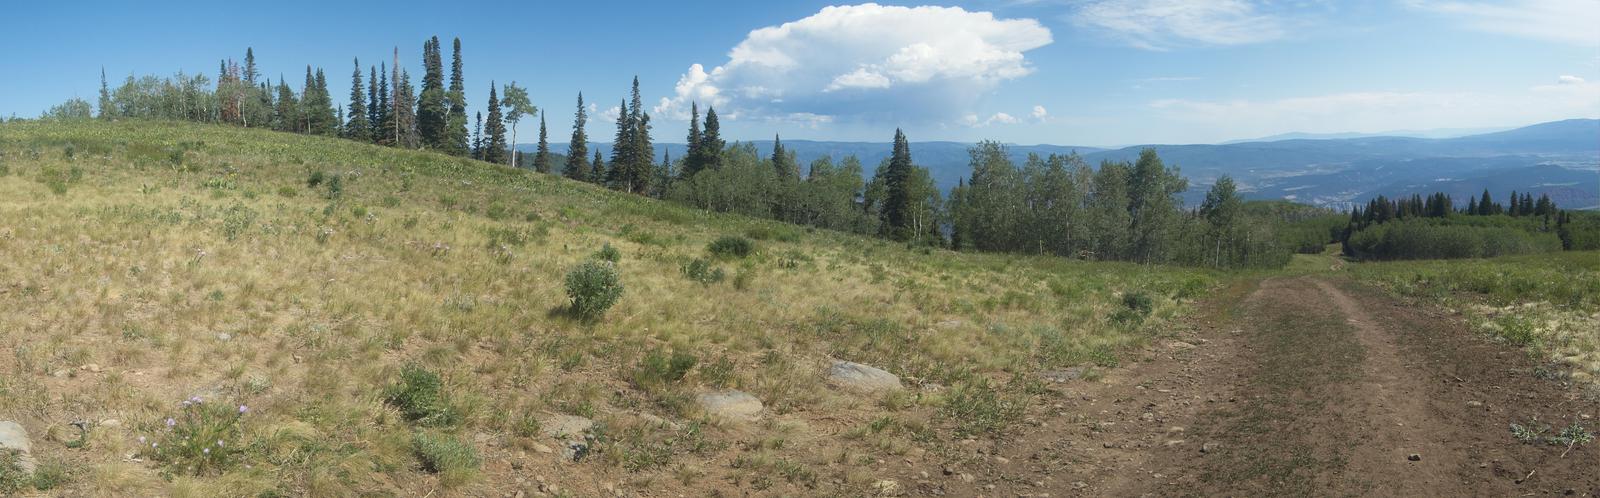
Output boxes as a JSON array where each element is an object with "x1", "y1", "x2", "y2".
[
  {"x1": 81, "y1": 363, "x2": 103, "y2": 373},
  {"x1": 1408, "y1": 454, "x2": 1421, "y2": 462},
  {"x1": 1102, "y1": 442, "x2": 1115, "y2": 449},
  {"x1": 216, "y1": 332, "x2": 232, "y2": 341},
  {"x1": 50, "y1": 369, "x2": 70, "y2": 379},
  {"x1": 1466, "y1": 401, "x2": 1483, "y2": 408},
  {"x1": 1140, "y1": 412, "x2": 1155, "y2": 422},
  {"x1": 959, "y1": 473, "x2": 976, "y2": 483},
  {"x1": 872, "y1": 479, "x2": 902, "y2": 496},
  {"x1": 1164, "y1": 440, "x2": 1186, "y2": 447},
  {"x1": 1072, "y1": 481, "x2": 1088, "y2": 489},
  {"x1": 1040, "y1": 367, "x2": 1090, "y2": 383},
  {"x1": 994, "y1": 456, "x2": 1011, "y2": 464},
  {"x1": 530, "y1": 442, "x2": 553, "y2": 454},
  {"x1": 100, "y1": 419, "x2": 122, "y2": 428},
  {"x1": 1201, "y1": 442, "x2": 1219, "y2": 453},
  {"x1": 1166, "y1": 426, "x2": 1186, "y2": 434}
]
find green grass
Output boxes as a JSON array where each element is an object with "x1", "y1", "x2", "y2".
[{"x1": 0, "y1": 119, "x2": 1219, "y2": 496}]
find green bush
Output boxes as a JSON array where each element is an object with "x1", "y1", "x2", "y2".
[
  {"x1": 682, "y1": 258, "x2": 725, "y2": 285},
  {"x1": 942, "y1": 378, "x2": 1024, "y2": 437},
  {"x1": 707, "y1": 235, "x2": 755, "y2": 259},
  {"x1": 306, "y1": 170, "x2": 325, "y2": 188},
  {"x1": 594, "y1": 243, "x2": 621, "y2": 263},
  {"x1": 565, "y1": 261, "x2": 624, "y2": 320},
  {"x1": 384, "y1": 364, "x2": 461, "y2": 427},
  {"x1": 412, "y1": 431, "x2": 480, "y2": 485},
  {"x1": 138, "y1": 396, "x2": 249, "y2": 476}
]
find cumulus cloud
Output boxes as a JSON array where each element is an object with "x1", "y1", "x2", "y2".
[
  {"x1": 1148, "y1": 78, "x2": 1600, "y2": 140},
  {"x1": 1405, "y1": 0, "x2": 1600, "y2": 46},
  {"x1": 961, "y1": 112, "x2": 1022, "y2": 127},
  {"x1": 655, "y1": 3, "x2": 1052, "y2": 124},
  {"x1": 1558, "y1": 75, "x2": 1586, "y2": 85},
  {"x1": 1031, "y1": 105, "x2": 1049, "y2": 122},
  {"x1": 1072, "y1": 0, "x2": 1286, "y2": 50}
]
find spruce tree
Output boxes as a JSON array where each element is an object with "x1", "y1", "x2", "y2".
[
  {"x1": 482, "y1": 82, "x2": 507, "y2": 164},
  {"x1": 472, "y1": 111, "x2": 483, "y2": 160},
  {"x1": 879, "y1": 129, "x2": 915, "y2": 241},
  {"x1": 698, "y1": 107, "x2": 724, "y2": 171},
  {"x1": 367, "y1": 65, "x2": 381, "y2": 142},
  {"x1": 533, "y1": 111, "x2": 552, "y2": 173},
  {"x1": 394, "y1": 67, "x2": 420, "y2": 148},
  {"x1": 417, "y1": 37, "x2": 448, "y2": 150},
  {"x1": 1478, "y1": 189, "x2": 1494, "y2": 216},
  {"x1": 772, "y1": 134, "x2": 797, "y2": 180},
  {"x1": 374, "y1": 63, "x2": 394, "y2": 145},
  {"x1": 592, "y1": 150, "x2": 606, "y2": 184},
  {"x1": 243, "y1": 48, "x2": 258, "y2": 84},
  {"x1": 98, "y1": 67, "x2": 113, "y2": 119},
  {"x1": 274, "y1": 76, "x2": 299, "y2": 132},
  {"x1": 563, "y1": 93, "x2": 590, "y2": 181},
  {"x1": 681, "y1": 102, "x2": 703, "y2": 178},
  {"x1": 446, "y1": 37, "x2": 469, "y2": 155},
  {"x1": 609, "y1": 97, "x2": 634, "y2": 190},
  {"x1": 345, "y1": 58, "x2": 369, "y2": 140}
]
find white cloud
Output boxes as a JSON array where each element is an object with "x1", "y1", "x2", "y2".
[
  {"x1": 1148, "y1": 78, "x2": 1600, "y2": 140},
  {"x1": 655, "y1": 3, "x2": 1052, "y2": 124},
  {"x1": 1558, "y1": 75, "x2": 1587, "y2": 85},
  {"x1": 1031, "y1": 105, "x2": 1049, "y2": 121},
  {"x1": 1072, "y1": 0, "x2": 1286, "y2": 50},
  {"x1": 962, "y1": 112, "x2": 1022, "y2": 127},
  {"x1": 1406, "y1": 0, "x2": 1600, "y2": 46}
]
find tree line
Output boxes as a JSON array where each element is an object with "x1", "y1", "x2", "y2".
[{"x1": 1339, "y1": 189, "x2": 1594, "y2": 260}]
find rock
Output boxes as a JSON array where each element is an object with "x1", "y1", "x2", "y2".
[
  {"x1": 537, "y1": 414, "x2": 594, "y2": 440},
  {"x1": 1201, "y1": 442, "x2": 1219, "y2": 454},
  {"x1": 698, "y1": 390, "x2": 763, "y2": 422},
  {"x1": 1164, "y1": 440, "x2": 1186, "y2": 447},
  {"x1": 994, "y1": 456, "x2": 1010, "y2": 465},
  {"x1": 562, "y1": 441, "x2": 590, "y2": 462},
  {"x1": 637, "y1": 412, "x2": 682, "y2": 430},
  {"x1": 50, "y1": 369, "x2": 70, "y2": 379},
  {"x1": 1040, "y1": 367, "x2": 1090, "y2": 383},
  {"x1": 100, "y1": 419, "x2": 122, "y2": 428},
  {"x1": 530, "y1": 442, "x2": 554, "y2": 454},
  {"x1": 958, "y1": 473, "x2": 976, "y2": 483},
  {"x1": 1466, "y1": 401, "x2": 1484, "y2": 408},
  {"x1": 1408, "y1": 454, "x2": 1422, "y2": 462},
  {"x1": 215, "y1": 332, "x2": 232, "y2": 341},
  {"x1": 81, "y1": 363, "x2": 103, "y2": 373},
  {"x1": 1166, "y1": 341, "x2": 1196, "y2": 350},
  {"x1": 0, "y1": 421, "x2": 35, "y2": 474},
  {"x1": 1140, "y1": 412, "x2": 1155, "y2": 422},
  {"x1": 827, "y1": 361, "x2": 902, "y2": 393}
]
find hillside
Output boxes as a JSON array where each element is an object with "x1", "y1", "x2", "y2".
[{"x1": 0, "y1": 120, "x2": 1213, "y2": 496}]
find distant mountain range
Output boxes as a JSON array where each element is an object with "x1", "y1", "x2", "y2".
[{"x1": 519, "y1": 118, "x2": 1600, "y2": 210}]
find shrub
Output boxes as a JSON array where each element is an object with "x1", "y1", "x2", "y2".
[
  {"x1": 324, "y1": 174, "x2": 343, "y2": 200},
  {"x1": 707, "y1": 235, "x2": 755, "y2": 259},
  {"x1": 594, "y1": 243, "x2": 621, "y2": 263},
  {"x1": 306, "y1": 170, "x2": 325, "y2": 188},
  {"x1": 1122, "y1": 291, "x2": 1154, "y2": 317},
  {"x1": 138, "y1": 396, "x2": 249, "y2": 476},
  {"x1": 565, "y1": 261, "x2": 624, "y2": 320},
  {"x1": 384, "y1": 364, "x2": 461, "y2": 427},
  {"x1": 682, "y1": 258, "x2": 725, "y2": 285},
  {"x1": 412, "y1": 431, "x2": 480, "y2": 486},
  {"x1": 942, "y1": 378, "x2": 1024, "y2": 437}
]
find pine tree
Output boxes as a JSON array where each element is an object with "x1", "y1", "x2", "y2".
[
  {"x1": 680, "y1": 102, "x2": 703, "y2": 178},
  {"x1": 482, "y1": 82, "x2": 507, "y2": 164},
  {"x1": 591, "y1": 150, "x2": 606, "y2": 184},
  {"x1": 446, "y1": 37, "x2": 469, "y2": 156},
  {"x1": 367, "y1": 65, "x2": 381, "y2": 142},
  {"x1": 305, "y1": 67, "x2": 337, "y2": 136},
  {"x1": 274, "y1": 76, "x2": 299, "y2": 132},
  {"x1": 1478, "y1": 189, "x2": 1494, "y2": 216},
  {"x1": 533, "y1": 111, "x2": 552, "y2": 173},
  {"x1": 417, "y1": 37, "x2": 448, "y2": 149},
  {"x1": 394, "y1": 67, "x2": 420, "y2": 148},
  {"x1": 345, "y1": 58, "x2": 370, "y2": 140},
  {"x1": 98, "y1": 67, "x2": 113, "y2": 119},
  {"x1": 243, "y1": 48, "x2": 258, "y2": 84},
  {"x1": 374, "y1": 63, "x2": 394, "y2": 145},
  {"x1": 563, "y1": 93, "x2": 590, "y2": 181},
  {"x1": 1466, "y1": 196, "x2": 1478, "y2": 216},
  {"x1": 772, "y1": 134, "x2": 797, "y2": 180},
  {"x1": 879, "y1": 129, "x2": 915, "y2": 241}
]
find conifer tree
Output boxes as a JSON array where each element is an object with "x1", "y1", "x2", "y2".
[
  {"x1": 609, "y1": 97, "x2": 634, "y2": 189},
  {"x1": 374, "y1": 63, "x2": 394, "y2": 145},
  {"x1": 482, "y1": 82, "x2": 507, "y2": 164},
  {"x1": 1477, "y1": 189, "x2": 1494, "y2": 216},
  {"x1": 98, "y1": 67, "x2": 113, "y2": 119},
  {"x1": 393, "y1": 67, "x2": 420, "y2": 148},
  {"x1": 563, "y1": 93, "x2": 590, "y2": 181},
  {"x1": 274, "y1": 76, "x2": 299, "y2": 132},
  {"x1": 533, "y1": 111, "x2": 552, "y2": 173},
  {"x1": 472, "y1": 111, "x2": 483, "y2": 160},
  {"x1": 879, "y1": 129, "x2": 915, "y2": 241},
  {"x1": 417, "y1": 37, "x2": 448, "y2": 149},
  {"x1": 367, "y1": 65, "x2": 381, "y2": 142},
  {"x1": 698, "y1": 107, "x2": 724, "y2": 171},
  {"x1": 592, "y1": 150, "x2": 606, "y2": 184},
  {"x1": 680, "y1": 102, "x2": 703, "y2": 178},
  {"x1": 772, "y1": 134, "x2": 797, "y2": 180},
  {"x1": 243, "y1": 48, "x2": 258, "y2": 84},
  {"x1": 345, "y1": 58, "x2": 369, "y2": 140},
  {"x1": 446, "y1": 37, "x2": 469, "y2": 156}
]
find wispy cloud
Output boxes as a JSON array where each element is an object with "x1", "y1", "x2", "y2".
[
  {"x1": 1148, "y1": 77, "x2": 1599, "y2": 140},
  {"x1": 1405, "y1": 0, "x2": 1600, "y2": 46},
  {"x1": 1071, "y1": 0, "x2": 1286, "y2": 50}
]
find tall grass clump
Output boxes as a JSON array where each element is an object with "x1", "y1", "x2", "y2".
[
  {"x1": 138, "y1": 397, "x2": 250, "y2": 476},
  {"x1": 707, "y1": 235, "x2": 755, "y2": 259},
  {"x1": 384, "y1": 365, "x2": 461, "y2": 428}
]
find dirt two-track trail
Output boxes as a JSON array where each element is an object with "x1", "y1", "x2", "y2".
[{"x1": 897, "y1": 276, "x2": 1599, "y2": 497}]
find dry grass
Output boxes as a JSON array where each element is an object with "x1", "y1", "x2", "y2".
[{"x1": 0, "y1": 120, "x2": 1216, "y2": 496}]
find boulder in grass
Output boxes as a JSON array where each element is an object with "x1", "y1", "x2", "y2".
[
  {"x1": 698, "y1": 390, "x2": 763, "y2": 422},
  {"x1": 827, "y1": 361, "x2": 903, "y2": 393},
  {"x1": 0, "y1": 421, "x2": 34, "y2": 475}
]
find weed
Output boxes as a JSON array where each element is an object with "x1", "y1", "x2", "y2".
[
  {"x1": 708, "y1": 235, "x2": 755, "y2": 259},
  {"x1": 306, "y1": 170, "x2": 325, "y2": 188},
  {"x1": 0, "y1": 449, "x2": 27, "y2": 494},
  {"x1": 384, "y1": 364, "x2": 462, "y2": 428},
  {"x1": 565, "y1": 261, "x2": 624, "y2": 321},
  {"x1": 942, "y1": 378, "x2": 1024, "y2": 437},
  {"x1": 682, "y1": 258, "x2": 725, "y2": 285},
  {"x1": 138, "y1": 397, "x2": 249, "y2": 476},
  {"x1": 634, "y1": 350, "x2": 697, "y2": 390},
  {"x1": 594, "y1": 243, "x2": 622, "y2": 263}
]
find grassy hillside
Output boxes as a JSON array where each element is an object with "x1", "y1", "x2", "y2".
[
  {"x1": 0, "y1": 120, "x2": 1215, "y2": 496},
  {"x1": 1347, "y1": 252, "x2": 1600, "y2": 384}
]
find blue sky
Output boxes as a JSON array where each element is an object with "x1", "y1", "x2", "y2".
[{"x1": 2, "y1": 0, "x2": 1595, "y2": 146}]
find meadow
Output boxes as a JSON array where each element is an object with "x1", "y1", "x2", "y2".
[{"x1": 0, "y1": 120, "x2": 1216, "y2": 496}]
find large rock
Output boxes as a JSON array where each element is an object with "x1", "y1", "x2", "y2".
[
  {"x1": 698, "y1": 390, "x2": 763, "y2": 422},
  {"x1": 828, "y1": 361, "x2": 902, "y2": 393},
  {"x1": 537, "y1": 414, "x2": 594, "y2": 440},
  {"x1": 0, "y1": 421, "x2": 34, "y2": 475}
]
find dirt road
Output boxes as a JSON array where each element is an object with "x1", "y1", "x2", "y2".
[{"x1": 901, "y1": 276, "x2": 1599, "y2": 497}]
